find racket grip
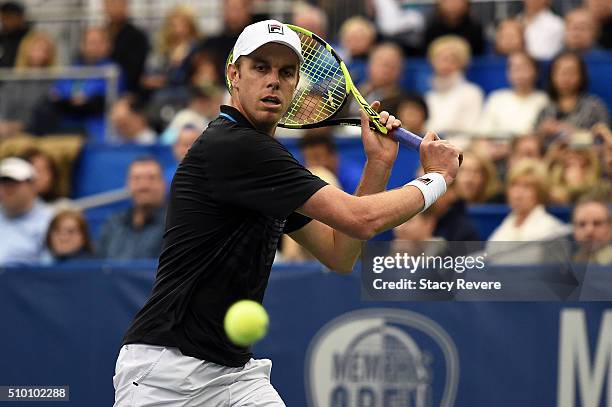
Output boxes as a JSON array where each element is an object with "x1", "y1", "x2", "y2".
[
  {"x1": 390, "y1": 127, "x2": 463, "y2": 166},
  {"x1": 392, "y1": 127, "x2": 422, "y2": 150}
]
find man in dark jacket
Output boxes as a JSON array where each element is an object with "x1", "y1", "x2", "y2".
[
  {"x1": 423, "y1": 0, "x2": 485, "y2": 55},
  {"x1": 0, "y1": 2, "x2": 30, "y2": 67},
  {"x1": 104, "y1": 0, "x2": 150, "y2": 94}
]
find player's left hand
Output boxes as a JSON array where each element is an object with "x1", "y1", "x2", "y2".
[{"x1": 360, "y1": 101, "x2": 400, "y2": 168}]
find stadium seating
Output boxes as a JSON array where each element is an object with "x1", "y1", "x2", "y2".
[{"x1": 402, "y1": 51, "x2": 612, "y2": 109}]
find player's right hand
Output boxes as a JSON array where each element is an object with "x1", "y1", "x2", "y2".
[{"x1": 419, "y1": 132, "x2": 461, "y2": 186}]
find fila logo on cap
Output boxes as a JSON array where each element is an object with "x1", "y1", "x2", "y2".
[{"x1": 268, "y1": 23, "x2": 284, "y2": 34}]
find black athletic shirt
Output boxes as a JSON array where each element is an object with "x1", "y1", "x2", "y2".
[{"x1": 122, "y1": 105, "x2": 328, "y2": 367}]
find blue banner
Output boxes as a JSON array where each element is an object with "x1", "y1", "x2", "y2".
[{"x1": 0, "y1": 263, "x2": 609, "y2": 406}]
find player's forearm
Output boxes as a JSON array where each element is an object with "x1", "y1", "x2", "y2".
[
  {"x1": 353, "y1": 185, "x2": 425, "y2": 239},
  {"x1": 354, "y1": 159, "x2": 393, "y2": 197},
  {"x1": 297, "y1": 184, "x2": 427, "y2": 272},
  {"x1": 301, "y1": 184, "x2": 426, "y2": 242},
  {"x1": 329, "y1": 159, "x2": 393, "y2": 272}
]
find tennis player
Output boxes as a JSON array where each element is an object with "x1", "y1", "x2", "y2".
[{"x1": 113, "y1": 20, "x2": 460, "y2": 406}]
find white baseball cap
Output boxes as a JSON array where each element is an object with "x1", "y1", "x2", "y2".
[
  {"x1": 231, "y1": 20, "x2": 303, "y2": 64},
  {"x1": 0, "y1": 157, "x2": 36, "y2": 182}
]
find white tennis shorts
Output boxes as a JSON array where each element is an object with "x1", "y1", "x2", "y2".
[{"x1": 113, "y1": 344, "x2": 286, "y2": 406}]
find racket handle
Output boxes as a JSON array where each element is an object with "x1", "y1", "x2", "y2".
[
  {"x1": 392, "y1": 127, "x2": 422, "y2": 150},
  {"x1": 391, "y1": 127, "x2": 463, "y2": 166}
]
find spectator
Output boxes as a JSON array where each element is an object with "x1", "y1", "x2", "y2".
[
  {"x1": 428, "y1": 181, "x2": 481, "y2": 241},
  {"x1": 104, "y1": 0, "x2": 150, "y2": 94},
  {"x1": 572, "y1": 194, "x2": 612, "y2": 264},
  {"x1": 13, "y1": 30, "x2": 56, "y2": 69},
  {"x1": 488, "y1": 159, "x2": 568, "y2": 242},
  {"x1": 353, "y1": 42, "x2": 406, "y2": 115},
  {"x1": 478, "y1": 51, "x2": 548, "y2": 138},
  {"x1": 584, "y1": 0, "x2": 612, "y2": 49},
  {"x1": 536, "y1": 51, "x2": 609, "y2": 142},
  {"x1": 292, "y1": 2, "x2": 327, "y2": 38},
  {"x1": 506, "y1": 133, "x2": 544, "y2": 173},
  {"x1": 20, "y1": 148, "x2": 60, "y2": 203},
  {"x1": 425, "y1": 35, "x2": 484, "y2": 137},
  {"x1": 142, "y1": 5, "x2": 200, "y2": 91},
  {"x1": 338, "y1": 16, "x2": 376, "y2": 86},
  {"x1": 454, "y1": 150, "x2": 503, "y2": 204},
  {"x1": 98, "y1": 157, "x2": 166, "y2": 260},
  {"x1": 298, "y1": 130, "x2": 362, "y2": 194},
  {"x1": 397, "y1": 93, "x2": 429, "y2": 135},
  {"x1": 370, "y1": 0, "x2": 425, "y2": 56},
  {"x1": 494, "y1": 19, "x2": 525, "y2": 56},
  {"x1": 147, "y1": 52, "x2": 222, "y2": 133},
  {"x1": 592, "y1": 122, "x2": 612, "y2": 184},
  {"x1": 110, "y1": 94, "x2": 156, "y2": 144},
  {"x1": 0, "y1": 157, "x2": 53, "y2": 265},
  {"x1": 164, "y1": 124, "x2": 201, "y2": 184},
  {"x1": 0, "y1": 1, "x2": 30, "y2": 67},
  {"x1": 30, "y1": 26, "x2": 119, "y2": 135},
  {"x1": 160, "y1": 85, "x2": 222, "y2": 145},
  {"x1": 193, "y1": 0, "x2": 253, "y2": 80},
  {"x1": 520, "y1": 0, "x2": 564, "y2": 60},
  {"x1": 549, "y1": 145, "x2": 601, "y2": 204},
  {"x1": 0, "y1": 30, "x2": 56, "y2": 138},
  {"x1": 43, "y1": 209, "x2": 94, "y2": 263},
  {"x1": 189, "y1": 51, "x2": 222, "y2": 88},
  {"x1": 423, "y1": 0, "x2": 485, "y2": 56},
  {"x1": 563, "y1": 7, "x2": 602, "y2": 55}
]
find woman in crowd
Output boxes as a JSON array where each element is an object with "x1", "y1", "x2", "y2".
[
  {"x1": 142, "y1": 5, "x2": 201, "y2": 91},
  {"x1": 43, "y1": 209, "x2": 95, "y2": 263},
  {"x1": 20, "y1": 148, "x2": 61, "y2": 203},
  {"x1": 536, "y1": 51, "x2": 609, "y2": 143},
  {"x1": 425, "y1": 35, "x2": 484, "y2": 137},
  {"x1": 488, "y1": 159, "x2": 568, "y2": 242},
  {"x1": 338, "y1": 16, "x2": 377, "y2": 86},
  {"x1": 0, "y1": 31, "x2": 57, "y2": 138},
  {"x1": 478, "y1": 52, "x2": 548, "y2": 138},
  {"x1": 506, "y1": 134, "x2": 543, "y2": 169},
  {"x1": 494, "y1": 19, "x2": 525, "y2": 56},
  {"x1": 548, "y1": 145, "x2": 601, "y2": 204},
  {"x1": 454, "y1": 150, "x2": 503, "y2": 204}
]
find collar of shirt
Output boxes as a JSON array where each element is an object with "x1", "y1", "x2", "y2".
[
  {"x1": 432, "y1": 72, "x2": 465, "y2": 92},
  {"x1": 219, "y1": 105, "x2": 256, "y2": 129}
]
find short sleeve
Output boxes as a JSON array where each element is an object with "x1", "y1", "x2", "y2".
[
  {"x1": 284, "y1": 212, "x2": 313, "y2": 234},
  {"x1": 203, "y1": 129, "x2": 328, "y2": 219}
]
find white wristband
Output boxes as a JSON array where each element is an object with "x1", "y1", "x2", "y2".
[{"x1": 404, "y1": 172, "x2": 447, "y2": 212}]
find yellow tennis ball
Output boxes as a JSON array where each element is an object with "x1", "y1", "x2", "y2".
[{"x1": 224, "y1": 300, "x2": 269, "y2": 347}]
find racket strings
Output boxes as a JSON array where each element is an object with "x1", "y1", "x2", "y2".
[{"x1": 280, "y1": 33, "x2": 347, "y2": 126}]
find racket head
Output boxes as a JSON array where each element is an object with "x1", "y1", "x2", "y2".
[{"x1": 224, "y1": 24, "x2": 388, "y2": 134}]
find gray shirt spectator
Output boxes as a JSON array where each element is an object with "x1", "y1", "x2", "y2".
[
  {"x1": 97, "y1": 157, "x2": 166, "y2": 259},
  {"x1": 536, "y1": 94, "x2": 609, "y2": 131},
  {"x1": 97, "y1": 205, "x2": 166, "y2": 260},
  {"x1": 0, "y1": 157, "x2": 52, "y2": 265}
]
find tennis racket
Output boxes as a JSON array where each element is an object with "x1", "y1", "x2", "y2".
[{"x1": 225, "y1": 24, "x2": 450, "y2": 156}]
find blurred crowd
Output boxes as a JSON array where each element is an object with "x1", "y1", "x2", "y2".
[{"x1": 0, "y1": 0, "x2": 610, "y2": 267}]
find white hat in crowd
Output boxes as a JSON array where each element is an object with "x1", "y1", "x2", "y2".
[{"x1": 0, "y1": 157, "x2": 36, "y2": 182}]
